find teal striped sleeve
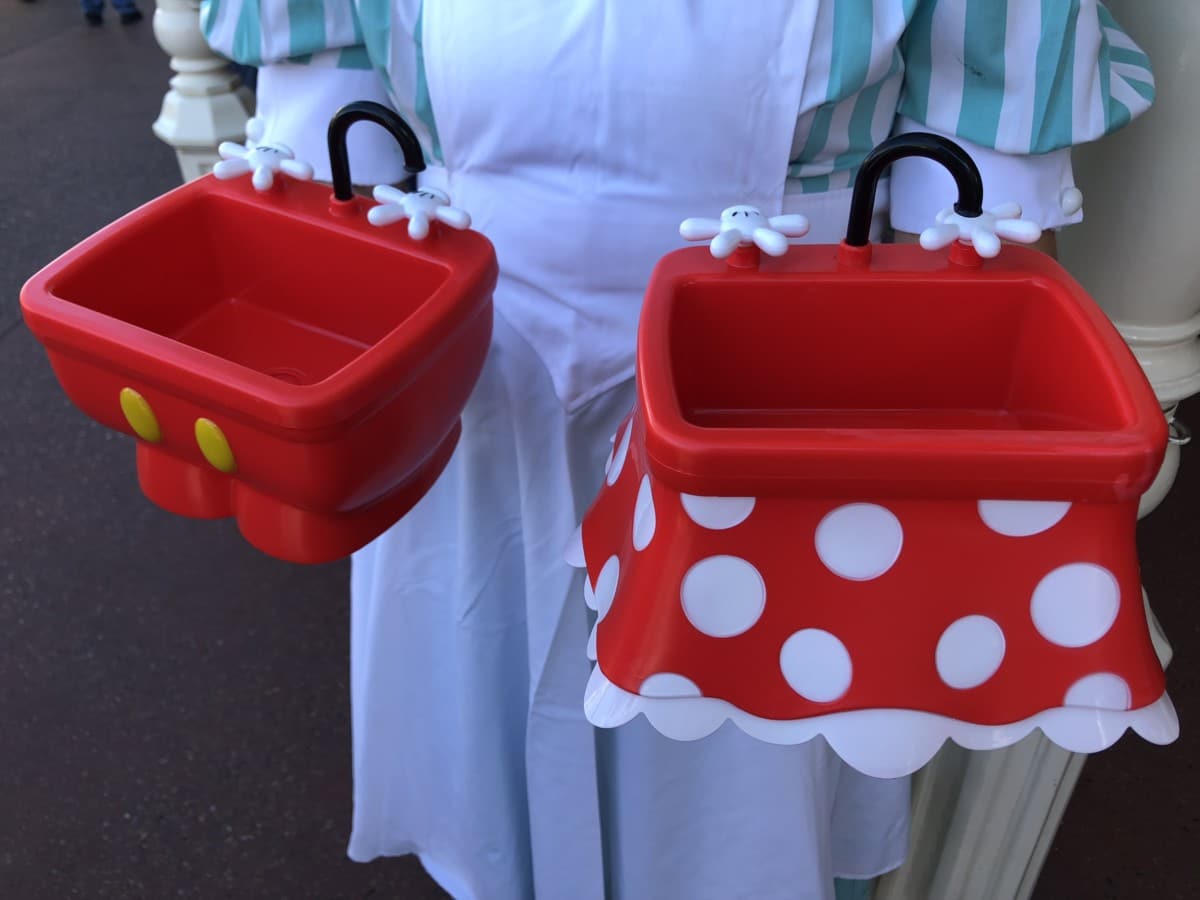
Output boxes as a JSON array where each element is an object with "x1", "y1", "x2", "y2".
[
  {"x1": 898, "y1": 0, "x2": 1154, "y2": 154},
  {"x1": 200, "y1": 0, "x2": 370, "y2": 70}
]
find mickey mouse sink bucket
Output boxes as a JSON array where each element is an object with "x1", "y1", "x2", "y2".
[
  {"x1": 20, "y1": 103, "x2": 497, "y2": 564},
  {"x1": 569, "y1": 135, "x2": 1178, "y2": 777}
]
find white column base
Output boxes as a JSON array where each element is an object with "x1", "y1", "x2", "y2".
[
  {"x1": 153, "y1": 84, "x2": 255, "y2": 181},
  {"x1": 1117, "y1": 314, "x2": 1200, "y2": 408},
  {"x1": 151, "y1": 0, "x2": 255, "y2": 182}
]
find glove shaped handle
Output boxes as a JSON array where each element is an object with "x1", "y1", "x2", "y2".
[
  {"x1": 679, "y1": 206, "x2": 810, "y2": 259},
  {"x1": 366, "y1": 186, "x2": 472, "y2": 241}
]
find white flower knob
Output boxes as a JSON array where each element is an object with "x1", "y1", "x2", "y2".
[
  {"x1": 367, "y1": 186, "x2": 471, "y2": 240},
  {"x1": 212, "y1": 117, "x2": 315, "y2": 192},
  {"x1": 919, "y1": 202, "x2": 1042, "y2": 259},
  {"x1": 680, "y1": 206, "x2": 810, "y2": 259}
]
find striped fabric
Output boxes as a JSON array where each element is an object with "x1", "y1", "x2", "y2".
[
  {"x1": 200, "y1": 0, "x2": 1153, "y2": 184},
  {"x1": 789, "y1": 0, "x2": 1153, "y2": 192},
  {"x1": 200, "y1": 0, "x2": 371, "y2": 68}
]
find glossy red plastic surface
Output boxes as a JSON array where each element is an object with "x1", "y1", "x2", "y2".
[
  {"x1": 638, "y1": 243, "x2": 1166, "y2": 502},
  {"x1": 585, "y1": 407, "x2": 1164, "y2": 725},
  {"x1": 577, "y1": 240, "x2": 1170, "y2": 731},
  {"x1": 21, "y1": 174, "x2": 497, "y2": 563}
]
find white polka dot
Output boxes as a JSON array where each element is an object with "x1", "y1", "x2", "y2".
[
  {"x1": 681, "y1": 494, "x2": 756, "y2": 530},
  {"x1": 680, "y1": 556, "x2": 766, "y2": 638},
  {"x1": 936, "y1": 616, "x2": 1006, "y2": 689},
  {"x1": 978, "y1": 500, "x2": 1071, "y2": 537},
  {"x1": 815, "y1": 504, "x2": 903, "y2": 581},
  {"x1": 1064, "y1": 673, "x2": 1132, "y2": 710},
  {"x1": 594, "y1": 555, "x2": 620, "y2": 621},
  {"x1": 633, "y1": 476, "x2": 656, "y2": 551},
  {"x1": 639, "y1": 673, "x2": 702, "y2": 698},
  {"x1": 607, "y1": 422, "x2": 632, "y2": 486},
  {"x1": 583, "y1": 573, "x2": 596, "y2": 610},
  {"x1": 780, "y1": 629, "x2": 852, "y2": 702},
  {"x1": 1031, "y1": 563, "x2": 1120, "y2": 648}
]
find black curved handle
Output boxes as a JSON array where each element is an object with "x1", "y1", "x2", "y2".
[
  {"x1": 327, "y1": 101, "x2": 426, "y2": 202},
  {"x1": 845, "y1": 133, "x2": 983, "y2": 246}
]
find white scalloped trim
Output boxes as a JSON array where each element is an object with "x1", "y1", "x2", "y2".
[{"x1": 584, "y1": 666, "x2": 1178, "y2": 779}]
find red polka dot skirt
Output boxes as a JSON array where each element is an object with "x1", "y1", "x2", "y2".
[{"x1": 566, "y1": 243, "x2": 1179, "y2": 779}]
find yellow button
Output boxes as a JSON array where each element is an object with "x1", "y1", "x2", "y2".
[
  {"x1": 195, "y1": 418, "x2": 236, "y2": 474},
  {"x1": 119, "y1": 388, "x2": 162, "y2": 443}
]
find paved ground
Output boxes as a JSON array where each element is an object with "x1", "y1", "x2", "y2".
[{"x1": 1, "y1": 4, "x2": 1196, "y2": 898}]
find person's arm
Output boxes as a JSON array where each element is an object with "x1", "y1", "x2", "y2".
[
  {"x1": 891, "y1": 0, "x2": 1154, "y2": 247},
  {"x1": 200, "y1": 0, "x2": 362, "y2": 69},
  {"x1": 199, "y1": 0, "x2": 414, "y2": 186}
]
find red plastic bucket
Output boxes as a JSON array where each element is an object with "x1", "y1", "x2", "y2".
[
  {"x1": 21, "y1": 103, "x2": 498, "y2": 564},
  {"x1": 571, "y1": 135, "x2": 1175, "y2": 775}
]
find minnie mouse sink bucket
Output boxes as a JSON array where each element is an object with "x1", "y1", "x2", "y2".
[
  {"x1": 569, "y1": 135, "x2": 1178, "y2": 777},
  {"x1": 20, "y1": 103, "x2": 497, "y2": 564}
]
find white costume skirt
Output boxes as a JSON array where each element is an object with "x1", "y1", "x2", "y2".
[{"x1": 349, "y1": 310, "x2": 909, "y2": 900}]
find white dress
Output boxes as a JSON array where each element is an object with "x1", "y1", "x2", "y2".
[{"x1": 199, "y1": 2, "x2": 1155, "y2": 896}]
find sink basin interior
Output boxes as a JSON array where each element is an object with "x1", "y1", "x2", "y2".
[
  {"x1": 48, "y1": 193, "x2": 450, "y2": 385},
  {"x1": 669, "y1": 277, "x2": 1128, "y2": 433}
]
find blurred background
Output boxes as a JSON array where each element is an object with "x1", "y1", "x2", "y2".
[{"x1": 0, "y1": 3, "x2": 1196, "y2": 898}]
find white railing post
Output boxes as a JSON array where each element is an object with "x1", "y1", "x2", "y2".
[{"x1": 151, "y1": 0, "x2": 254, "y2": 182}]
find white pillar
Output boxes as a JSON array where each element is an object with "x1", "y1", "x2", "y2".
[{"x1": 151, "y1": 0, "x2": 254, "y2": 182}]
